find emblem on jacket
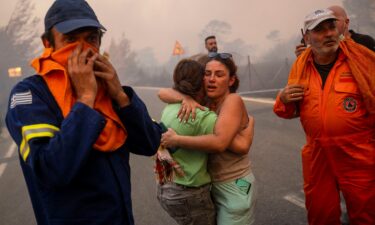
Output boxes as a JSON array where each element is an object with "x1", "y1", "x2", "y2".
[{"x1": 343, "y1": 97, "x2": 357, "y2": 112}]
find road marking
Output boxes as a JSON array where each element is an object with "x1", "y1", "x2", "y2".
[
  {"x1": 0, "y1": 142, "x2": 17, "y2": 177},
  {"x1": 241, "y1": 97, "x2": 275, "y2": 104},
  {"x1": 133, "y1": 86, "x2": 277, "y2": 105},
  {"x1": 134, "y1": 86, "x2": 161, "y2": 91},
  {"x1": 239, "y1": 89, "x2": 281, "y2": 95},
  {"x1": 283, "y1": 193, "x2": 306, "y2": 209}
]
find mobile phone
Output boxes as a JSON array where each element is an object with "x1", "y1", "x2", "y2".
[
  {"x1": 159, "y1": 122, "x2": 168, "y2": 133},
  {"x1": 300, "y1": 28, "x2": 306, "y2": 47},
  {"x1": 159, "y1": 122, "x2": 177, "y2": 153},
  {"x1": 235, "y1": 178, "x2": 251, "y2": 194}
]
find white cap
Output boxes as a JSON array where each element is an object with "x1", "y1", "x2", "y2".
[{"x1": 304, "y1": 9, "x2": 336, "y2": 33}]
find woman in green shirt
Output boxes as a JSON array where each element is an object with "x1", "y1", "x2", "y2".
[{"x1": 157, "y1": 58, "x2": 217, "y2": 225}]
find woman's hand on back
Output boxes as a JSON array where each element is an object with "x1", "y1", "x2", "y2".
[
  {"x1": 177, "y1": 96, "x2": 205, "y2": 123},
  {"x1": 161, "y1": 128, "x2": 179, "y2": 148}
]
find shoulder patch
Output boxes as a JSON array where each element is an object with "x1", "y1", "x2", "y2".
[{"x1": 10, "y1": 90, "x2": 33, "y2": 109}]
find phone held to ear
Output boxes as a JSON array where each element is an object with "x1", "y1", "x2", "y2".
[{"x1": 300, "y1": 28, "x2": 306, "y2": 47}]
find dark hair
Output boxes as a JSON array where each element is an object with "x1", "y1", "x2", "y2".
[
  {"x1": 41, "y1": 29, "x2": 55, "y2": 47},
  {"x1": 205, "y1": 35, "x2": 216, "y2": 43},
  {"x1": 173, "y1": 59, "x2": 205, "y2": 99},
  {"x1": 207, "y1": 56, "x2": 239, "y2": 93},
  {"x1": 189, "y1": 54, "x2": 210, "y2": 66},
  {"x1": 41, "y1": 27, "x2": 104, "y2": 48}
]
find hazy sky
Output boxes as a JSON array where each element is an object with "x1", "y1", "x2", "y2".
[{"x1": 0, "y1": 0, "x2": 343, "y2": 63}]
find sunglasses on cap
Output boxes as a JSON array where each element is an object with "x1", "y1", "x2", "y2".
[{"x1": 208, "y1": 52, "x2": 232, "y2": 59}]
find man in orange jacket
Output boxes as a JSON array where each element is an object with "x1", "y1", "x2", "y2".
[
  {"x1": 274, "y1": 8, "x2": 375, "y2": 225},
  {"x1": 295, "y1": 5, "x2": 375, "y2": 56}
]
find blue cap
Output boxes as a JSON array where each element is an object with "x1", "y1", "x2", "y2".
[{"x1": 44, "y1": 0, "x2": 106, "y2": 34}]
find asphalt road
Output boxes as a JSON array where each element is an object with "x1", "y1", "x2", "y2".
[{"x1": 0, "y1": 87, "x2": 308, "y2": 225}]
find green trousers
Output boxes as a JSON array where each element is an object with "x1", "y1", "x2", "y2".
[{"x1": 212, "y1": 173, "x2": 257, "y2": 225}]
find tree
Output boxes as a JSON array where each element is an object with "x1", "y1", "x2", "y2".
[
  {"x1": 108, "y1": 34, "x2": 140, "y2": 84},
  {"x1": 343, "y1": 0, "x2": 375, "y2": 36},
  {"x1": 5, "y1": 0, "x2": 40, "y2": 57},
  {"x1": 136, "y1": 47, "x2": 159, "y2": 67},
  {"x1": 0, "y1": 29, "x2": 18, "y2": 119},
  {"x1": 0, "y1": 0, "x2": 40, "y2": 115},
  {"x1": 199, "y1": 20, "x2": 232, "y2": 40},
  {"x1": 221, "y1": 38, "x2": 256, "y2": 65},
  {"x1": 266, "y1": 30, "x2": 281, "y2": 42}
]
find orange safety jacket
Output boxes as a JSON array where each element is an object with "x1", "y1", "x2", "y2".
[
  {"x1": 274, "y1": 39, "x2": 375, "y2": 140},
  {"x1": 274, "y1": 40, "x2": 375, "y2": 224},
  {"x1": 274, "y1": 51, "x2": 375, "y2": 140}
]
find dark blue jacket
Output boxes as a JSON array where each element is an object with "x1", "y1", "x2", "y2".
[{"x1": 6, "y1": 75, "x2": 161, "y2": 225}]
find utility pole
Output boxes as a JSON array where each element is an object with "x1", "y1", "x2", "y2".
[{"x1": 247, "y1": 55, "x2": 251, "y2": 91}]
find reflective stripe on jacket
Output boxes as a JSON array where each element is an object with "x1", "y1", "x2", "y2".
[{"x1": 6, "y1": 75, "x2": 161, "y2": 225}]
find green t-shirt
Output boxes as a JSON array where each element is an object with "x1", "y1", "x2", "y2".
[{"x1": 160, "y1": 103, "x2": 217, "y2": 187}]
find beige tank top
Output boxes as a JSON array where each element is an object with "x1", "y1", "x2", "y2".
[
  {"x1": 208, "y1": 151, "x2": 251, "y2": 183},
  {"x1": 208, "y1": 94, "x2": 251, "y2": 182}
]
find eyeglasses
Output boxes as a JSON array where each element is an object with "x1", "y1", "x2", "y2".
[{"x1": 208, "y1": 52, "x2": 233, "y2": 59}]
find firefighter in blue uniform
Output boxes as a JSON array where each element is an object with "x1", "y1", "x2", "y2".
[{"x1": 5, "y1": 0, "x2": 161, "y2": 224}]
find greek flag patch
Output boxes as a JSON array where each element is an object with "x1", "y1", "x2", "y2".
[{"x1": 10, "y1": 90, "x2": 32, "y2": 109}]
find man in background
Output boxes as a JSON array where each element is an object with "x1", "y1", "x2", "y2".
[{"x1": 205, "y1": 35, "x2": 218, "y2": 53}]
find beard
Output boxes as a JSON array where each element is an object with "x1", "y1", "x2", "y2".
[{"x1": 209, "y1": 47, "x2": 218, "y2": 53}]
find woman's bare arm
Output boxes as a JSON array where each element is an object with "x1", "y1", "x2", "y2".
[
  {"x1": 158, "y1": 88, "x2": 205, "y2": 121},
  {"x1": 228, "y1": 115, "x2": 254, "y2": 155},
  {"x1": 158, "y1": 88, "x2": 184, "y2": 103},
  {"x1": 161, "y1": 94, "x2": 244, "y2": 153}
]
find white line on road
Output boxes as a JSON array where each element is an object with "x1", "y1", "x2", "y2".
[
  {"x1": 241, "y1": 97, "x2": 275, "y2": 104},
  {"x1": 0, "y1": 142, "x2": 17, "y2": 177},
  {"x1": 239, "y1": 89, "x2": 281, "y2": 95},
  {"x1": 134, "y1": 86, "x2": 161, "y2": 91},
  {"x1": 134, "y1": 86, "x2": 277, "y2": 105},
  {"x1": 283, "y1": 193, "x2": 306, "y2": 209}
]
